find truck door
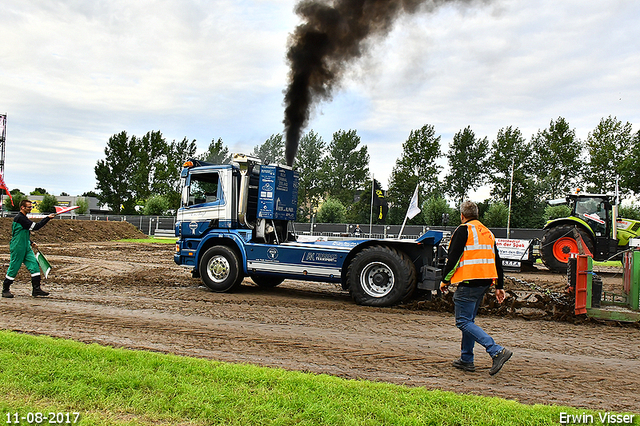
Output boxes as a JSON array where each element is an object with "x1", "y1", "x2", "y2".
[{"x1": 178, "y1": 170, "x2": 228, "y2": 235}]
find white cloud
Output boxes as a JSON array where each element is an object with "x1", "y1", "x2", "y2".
[{"x1": 0, "y1": 0, "x2": 638, "y2": 200}]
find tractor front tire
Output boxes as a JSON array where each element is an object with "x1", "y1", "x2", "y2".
[
  {"x1": 199, "y1": 246, "x2": 243, "y2": 292},
  {"x1": 541, "y1": 225, "x2": 594, "y2": 272},
  {"x1": 347, "y1": 245, "x2": 416, "y2": 307}
]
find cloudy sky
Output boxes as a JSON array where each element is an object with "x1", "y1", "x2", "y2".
[{"x1": 1, "y1": 0, "x2": 639, "y2": 201}]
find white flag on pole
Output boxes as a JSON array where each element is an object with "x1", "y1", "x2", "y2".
[{"x1": 406, "y1": 184, "x2": 421, "y2": 219}]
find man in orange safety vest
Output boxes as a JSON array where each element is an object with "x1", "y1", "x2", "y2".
[{"x1": 440, "y1": 200, "x2": 512, "y2": 375}]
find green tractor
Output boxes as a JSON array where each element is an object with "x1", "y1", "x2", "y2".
[{"x1": 540, "y1": 193, "x2": 640, "y2": 272}]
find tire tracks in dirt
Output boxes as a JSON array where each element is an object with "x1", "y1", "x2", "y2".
[{"x1": 0, "y1": 242, "x2": 639, "y2": 412}]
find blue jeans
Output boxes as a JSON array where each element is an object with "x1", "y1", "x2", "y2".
[{"x1": 453, "y1": 285, "x2": 503, "y2": 363}]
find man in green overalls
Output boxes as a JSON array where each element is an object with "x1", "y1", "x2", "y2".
[{"x1": 2, "y1": 200, "x2": 55, "y2": 298}]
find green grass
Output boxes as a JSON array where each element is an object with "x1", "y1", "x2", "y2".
[
  {"x1": 1, "y1": 331, "x2": 635, "y2": 425},
  {"x1": 118, "y1": 237, "x2": 176, "y2": 244},
  {"x1": 535, "y1": 258, "x2": 623, "y2": 267}
]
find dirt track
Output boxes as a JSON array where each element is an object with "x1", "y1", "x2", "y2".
[{"x1": 1, "y1": 238, "x2": 639, "y2": 413}]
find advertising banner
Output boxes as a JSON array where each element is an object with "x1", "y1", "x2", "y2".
[{"x1": 496, "y1": 238, "x2": 533, "y2": 270}]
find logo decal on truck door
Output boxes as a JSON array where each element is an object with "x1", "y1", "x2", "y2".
[
  {"x1": 267, "y1": 247, "x2": 279, "y2": 260},
  {"x1": 189, "y1": 221, "x2": 198, "y2": 234}
]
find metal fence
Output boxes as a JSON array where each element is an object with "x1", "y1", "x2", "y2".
[
  {"x1": 72, "y1": 214, "x2": 177, "y2": 236},
  {"x1": 5, "y1": 212, "x2": 545, "y2": 239}
]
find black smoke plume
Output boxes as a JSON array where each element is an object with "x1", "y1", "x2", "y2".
[{"x1": 283, "y1": 0, "x2": 476, "y2": 166}]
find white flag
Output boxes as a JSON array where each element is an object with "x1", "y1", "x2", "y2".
[{"x1": 406, "y1": 184, "x2": 421, "y2": 219}]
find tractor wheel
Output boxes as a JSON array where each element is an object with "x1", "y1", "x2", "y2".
[
  {"x1": 199, "y1": 246, "x2": 243, "y2": 292},
  {"x1": 250, "y1": 275, "x2": 285, "y2": 288},
  {"x1": 541, "y1": 225, "x2": 594, "y2": 272},
  {"x1": 347, "y1": 245, "x2": 416, "y2": 307}
]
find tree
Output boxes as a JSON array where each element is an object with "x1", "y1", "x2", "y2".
[
  {"x1": 95, "y1": 131, "x2": 137, "y2": 214},
  {"x1": 30, "y1": 188, "x2": 47, "y2": 195},
  {"x1": 488, "y1": 126, "x2": 544, "y2": 228},
  {"x1": 488, "y1": 126, "x2": 531, "y2": 200},
  {"x1": 543, "y1": 204, "x2": 571, "y2": 222},
  {"x1": 165, "y1": 136, "x2": 198, "y2": 210},
  {"x1": 95, "y1": 131, "x2": 196, "y2": 214},
  {"x1": 252, "y1": 134, "x2": 285, "y2": 165},
  {"x1": 60, "y1": 192, "x2": 69, "y2": 196},
  {"x1": 81, "y1": 191, "x2": 99, "y2": 197},
  {"x1": 621, "y1": 130, "x2": 640, "y2": 196},
  {"x1": 76, "y1": 197, "x2": 89, "y2": 215},
  {"x1": 387, "y1": 125, "x2": 442, "y2": 224},
  {"x1": 133, "y1": 130, "x2": 175, "y2": 201},
  {"x1": 316, "y1": 198, "x2": 347, "y2": 223},
  {"x1": 482, "y1": 202, "x2": 508, "y2": 228},
  {"x1": 320, "y1": 130, "x2": 370, "y2": 209},
  {"x1": 422, "y1": 195, "x2": 455, "y2": 227},
  {"x1": 143, "y1": 195, "x2": 170, "y2": 215},
  {"x1": 294, "y1": 130, "x2": 326, "y2": 222},
  {"x1": 348, "y1": 179, "x2": 388, "y2": 224},
  {"x1": 199, "y1": 138, "x2": 231, "y2": 164},
  {"x1": 585, "y1": 116, "x2": 634, "y2": 194},
  {"x1": 619, "y1": 204, "x2": 640, "y2": 220},
  {"x1": 445, "y1": 126, "x2": 489, "y2": 204},
  {"x1": 7, "y1": 189, "x2": 25, "y2": 212},
  {"x1": 531, "y1": 117, "x2": 584, "y2": 199},
  {"x1": 38, "y1": 194, "x2": 58, "y2": 213}
]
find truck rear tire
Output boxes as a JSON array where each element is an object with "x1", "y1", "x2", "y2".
[
  {"x1": 250, "y1": 275, "x2": 285, "y2": 288},
  {"x1": 541, "y1": 225, "x2": 594, "y2": 272},
  {"x1": 347, "y1": 245, "x2": 416, "y2": 307},
  {"x1": 199, "y1": 246, "x2": 243, "y2": 292}
]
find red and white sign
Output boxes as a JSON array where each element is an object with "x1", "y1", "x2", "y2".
[{"x1": 584, "y1": 213, "x2": 605, "y2": 224}]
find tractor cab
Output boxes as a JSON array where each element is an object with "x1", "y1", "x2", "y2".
[
  {"x1": 570, "y1": 194, "x2": 613, "y2": 238},
  {"x1": 542, "y1": 192, "x2": 640, "y2": 272}
]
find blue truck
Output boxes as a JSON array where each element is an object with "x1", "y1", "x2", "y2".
[{"x1": 174, "y1": 154, "x2": 444, "y2": 307}]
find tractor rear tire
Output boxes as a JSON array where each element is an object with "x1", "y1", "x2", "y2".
[
  {"x1": 347, "y1": 245, "x2": 416, "y2": 307},
  {"x1": 541, "y1": 225, "x2": 594, "y2": 272}
]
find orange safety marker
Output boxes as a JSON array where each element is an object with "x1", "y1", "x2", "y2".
[{"x1": 574, "y1": 254, "x2": 590, "y2": 315}]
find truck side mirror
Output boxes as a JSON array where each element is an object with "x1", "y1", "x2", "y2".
[{"x1": 181, "y1": 186, "x2": 189, "y2": 205}]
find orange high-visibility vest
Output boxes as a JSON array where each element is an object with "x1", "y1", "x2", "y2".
[{"x1": 449, "y1": 220, "x2": 498, "y2": 284}]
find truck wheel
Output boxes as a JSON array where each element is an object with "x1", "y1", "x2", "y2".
[
  {"x1": 347, "y1": 245, "x2": 416, "y2": 307},
  {"x1": 541, "y1": 225, "x2": 594, "y2": 272},
  {"x1": 199, "y1": 246, "x2": 243, "y2": 292},
  {"x1": 250, "y1": 275, "x2": 285, "y2": 288}
]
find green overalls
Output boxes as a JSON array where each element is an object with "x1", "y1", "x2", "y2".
[{"x1": 7, "y1": 219, "x2": 41, "y2": 279}]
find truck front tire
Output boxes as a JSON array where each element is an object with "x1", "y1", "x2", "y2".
[
  {"x1": 347, "y1": 245, "x2": 416, "y2": 307},
  {"x1": 199, "y1": 246, "x2": 243, "y2": 292}
]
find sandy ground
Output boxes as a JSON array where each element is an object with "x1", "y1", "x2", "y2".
[{"x1": 1, "y1": 241, "x2": 639, "y2": 414}]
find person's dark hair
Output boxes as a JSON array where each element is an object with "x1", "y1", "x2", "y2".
[
  {"x1": 19, "y1": 199, "x2": 33, "y2": 209},
  {"x1": 460, "y1": 200, "x2": 479, "y2": 220}
]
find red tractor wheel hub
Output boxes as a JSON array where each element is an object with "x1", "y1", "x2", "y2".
[{"x1": 552, "y1": 237, "x2": 578, "y2": 264}]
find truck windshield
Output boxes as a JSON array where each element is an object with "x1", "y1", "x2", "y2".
[{"x1": 188, "y1": 173, "x2": 219, "y2": 206}]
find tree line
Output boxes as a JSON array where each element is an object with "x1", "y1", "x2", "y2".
[
  {"x1": 92, "y1": 116, "x2": 640, "y2": 226},
  {"x1": 5, "y1": 188, "x2": 90, "y2": 214}
]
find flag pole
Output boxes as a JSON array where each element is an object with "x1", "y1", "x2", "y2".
[
  {"x1": 398, "y1": 214, "x2": 409, "y2": 239},
  {"x1": 506, "y1": 157, "x2": 514, "y2": 239},
  {"x1": 369, "y1": 175, "x2": 374, "y2": 237}
]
